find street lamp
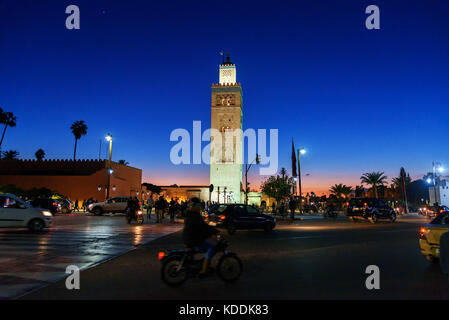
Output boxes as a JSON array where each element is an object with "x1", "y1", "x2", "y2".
[
  {"x1": 106, "y1": 133, "x2": 113, "y2": 200},
  {"x1": 245, "y1": 154, "x2": 260, "y2": 205},
  {"x1": 297, "y1": 148, "x2": 306, "y2": 214}
]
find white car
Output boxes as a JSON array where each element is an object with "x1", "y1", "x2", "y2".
[
  {"x1": 88, "y1": 196, "x2": 133, "y2": 215},
  {"x1": 0, "y1": 193, "x2": 53, "y2": 232}
]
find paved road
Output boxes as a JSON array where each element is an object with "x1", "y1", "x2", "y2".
[
  {"x1": 21, "y1": 214, "x2": 449, "y2": 300},
  {"x1": 0, "y1": 215, "x2": 182, "y2": 299}
]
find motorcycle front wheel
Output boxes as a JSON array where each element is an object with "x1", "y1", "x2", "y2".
[
  {"x1": 161, "y1": 256, "x2": 188, "y2": 287},
  {"x1": 217, "y1": 254, "x2": 242, "y2": 283}
]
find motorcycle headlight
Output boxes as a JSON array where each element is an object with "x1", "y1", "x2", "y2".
[
  {"x1": 137, "y1": 210, "x2": 143, "y2": 215},
  {"x1": 41, "y1": 210, "x2": 52, "y2": 217}
]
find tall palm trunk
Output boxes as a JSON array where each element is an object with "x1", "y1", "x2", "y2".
[
  {"x1": 0, "y1": 125, "x2": 8, "y2": 147},
  {"x1": 373, "y1": 184, "x2": 378, "y2": 198},
  {"x1": 73, "y1": 138, "x2": 78, "y2": 161}
]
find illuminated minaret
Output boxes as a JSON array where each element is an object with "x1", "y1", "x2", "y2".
[{"x1": 210, "y1": 53, "x2": 243, "y2": 203}]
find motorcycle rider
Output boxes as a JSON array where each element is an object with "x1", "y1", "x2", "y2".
[
  {"x1": 126, "y1": 197, "x2": 139, "y2": 221},
  {"x1": 182, "y1": 197, "x2": 218, "y2": 278}
]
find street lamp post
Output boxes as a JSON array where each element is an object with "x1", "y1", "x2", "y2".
[
  {"x1": 245, "y1": 154, "x2": 260, "y2": 205},
  {"x1": 106, "y1": 133, "x2": 113, "y2": 200},
  {"x1": 297, "y1": 148, "x2": 306, "y2": 214}
]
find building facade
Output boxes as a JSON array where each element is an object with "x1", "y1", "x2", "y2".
[
  {"x1": 429, "y1": 179, "x2": 449, "y2": 206},
  {"x1": 0, "y1": 159, "x2": 142, "y2": 203},
  {"x1": 210, "y1": 53, "x2": 243, "y2": 203}
]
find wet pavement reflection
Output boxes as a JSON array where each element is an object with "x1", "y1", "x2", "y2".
[{"x1": 0, "y1": 215, "x2": 182, "y2": 299}]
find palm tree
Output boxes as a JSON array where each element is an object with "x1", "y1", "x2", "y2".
[
  {"x1": 70, "y1": 120, "x2": 87, "y2": 160},
  {"x1": 279, "y1": 167, "x2": 287, "y2": 180},
  {"x1": 118, "y1": 160, "x2": 129, "y2": 165},
  {"x1": 35, "y1": 149, "x2": 45, "y2": 161},
  {"x1": 0, "y1": 110, "x2": 17, "y2": 149},
  {"x1": 2, "y1": 150, "x2": 19, "y2": 160},
  {"x1": 355, "y1": 185, "x2": 365, "y2": 197},
  {"x1": 329, "y1": 184, "x2": 352, "y2": 209},
  {"x1": 329, "y1": 184, "x2": 353, "y2": 199},
  {"x1": 360, "y1": 171, "x2": 388, "y2": 198}
]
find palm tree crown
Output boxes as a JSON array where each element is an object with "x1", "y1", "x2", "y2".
[
  {"x1": 2, "y1": 150, "x2": 19, "y2": 160},
  {"x1": 330, "y1": 184, "x2": 353, "y2": 198},
  {"x1": 0, "y1": 110, "x2": 17, "y2": 149},
  {"x1": 70, "y1": 120, "x2": 88, "y2": 160},
  {"x1": 360, "y1": 171, "x2": 388, "y2": 198}
]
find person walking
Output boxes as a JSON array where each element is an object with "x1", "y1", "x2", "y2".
[
  {"x1": 74, "y1": 199, "x2": 79, "y2": 212},
  {"x1": 169, "y1": 198, "x2": 177, "y2": 223},
  {"x1": 147, "y1": 196, "x2": 155, "y2": 222},
  {"x1": 289, "y1": 197, "x2": 296, "y2": 220},
  {"x1": 155, "y1": 195, "x2": 167, "y2": 223}
]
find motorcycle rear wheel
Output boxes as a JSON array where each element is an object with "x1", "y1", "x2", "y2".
[{"x1": 161, "y1": 256, "x2": 188, "y2": 287}]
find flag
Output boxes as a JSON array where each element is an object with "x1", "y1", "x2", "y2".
[{"x1": 291, "y1": 138, "x2": 297, "y2": 177}]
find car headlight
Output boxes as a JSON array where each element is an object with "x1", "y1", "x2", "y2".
[{"x1": 41, "y1": 210, "x2": 52, "y2": 217}]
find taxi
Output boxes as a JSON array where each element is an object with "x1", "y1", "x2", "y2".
[{"x1": 419, "y1": 211, "x2": 449, "y2": 262}]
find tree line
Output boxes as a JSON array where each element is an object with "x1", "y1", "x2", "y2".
[{"x1": 0, "y1": 112, "x2": 129, "y2": 164}]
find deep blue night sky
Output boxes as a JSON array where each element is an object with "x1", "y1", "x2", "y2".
[{"x1": 1, "y1": 0, "x2": 448, "y2": 194}]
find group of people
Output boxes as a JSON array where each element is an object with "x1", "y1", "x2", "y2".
[
  {"x1": 144, "y1": 196, "x2": 210, "y2": 223},
  {"x1": 145, "y1": 196, "x2": 181, "y2": 223}
]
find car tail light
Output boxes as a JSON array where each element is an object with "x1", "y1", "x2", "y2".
[
  {"x1": 419, "y1": 227, "x2": 427, "y2": 240},
  {"x1": 52, "y1": 202, "x2": 58, "y2": 206},
  {"x1": 363, "y1": 203, "x2": 367, "y2": 206},
  {"x1": 204, "y1": 213, "x2": 209, "y2": 218},
  {"x1": 219, "y1": 215, "x2": 226, "y2": 220},
  {"x1": 158, "y1": 252, "x2": 165, "y2": 260}
]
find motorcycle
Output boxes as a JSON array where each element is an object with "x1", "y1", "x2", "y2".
[
  {"x1": 158, "y1": 235, "x2": 242, "y2": 286},
  {"x1": 126, "y1": 208, "x2": 144, "y2": 224},
  {"x1": 323, "y1": 207, "x2": 338, "y2": 219}
]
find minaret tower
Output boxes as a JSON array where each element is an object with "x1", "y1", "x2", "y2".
[{"x1": 210, "y1": 53, "x2": 243, "y2": 203}]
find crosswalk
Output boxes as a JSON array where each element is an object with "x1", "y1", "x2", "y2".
[{"x1": 0, "y1": 221, "x2": 182, "y2": 299}]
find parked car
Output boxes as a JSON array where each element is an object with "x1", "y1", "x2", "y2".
[
  {"x1": 30, "y1": 197, "x2": 61, "y2": 214},
  {"x1": 419, "y1": 211, "x2": 449, "y2": 263},
  {"x1": 87, "y1": 196, "x2": 137, "y2": 215},
  {"x1": 205, "y1": 203, "x2": 276, "y2": 235},
  {"x1": 346, "y1": 198, "x2": 396, "y2": 223},
  {"x1": 57, "y1": 198, "x2": 73, "y2": 214},
  {"x1": 0, "y1": 193, "x2": 53, "y2": 232}
]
